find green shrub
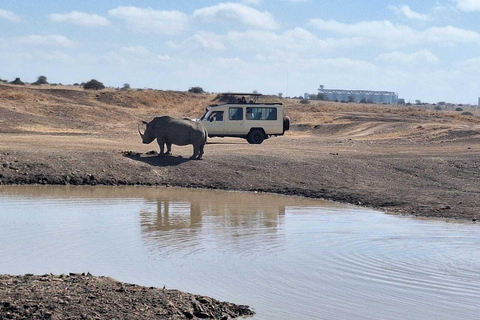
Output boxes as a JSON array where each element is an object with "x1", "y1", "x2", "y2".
[
  {"x1": 83, "y1": 79, "x2": 105, "y2": 90},
  {"x1": 34, "y1": 76, "x2": 48, "y2": 85},
  {"x1": 300, "y1": 99, "x2": 310, "y2": 104},
  {"x1": 434, "y1": 106, "x2": 442, "y2": 111},
  {"x1": 11, "y1": 78, "x2": 24, "y2": 85},
  {"x1": 188, "y1": 86, "x2": 204, "y2": 94},
  {"x1": 455, "y1": 107, "x2": 463, "y2": 111},
  {"x1": 461, "y1": 111, "x2": 473, "y2": 116}
]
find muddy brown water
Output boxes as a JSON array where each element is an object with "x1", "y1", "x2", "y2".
[{"x1": 0, "y1": 186, "x2": 479, "y2": 320}]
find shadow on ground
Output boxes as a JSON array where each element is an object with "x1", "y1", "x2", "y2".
[{"x1": 122, "y1": 151, "x2": 190, "y2": 167}]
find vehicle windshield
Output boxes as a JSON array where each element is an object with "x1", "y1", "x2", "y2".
[{"x1": 200, "y1": 109, "x2": 210, "y2": 121}]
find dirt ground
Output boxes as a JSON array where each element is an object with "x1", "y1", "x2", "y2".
[
  {"x1": 0, "y1": 274, "x2": 254, "y2": 320},
  {"x1": 0, "y1": 83, "x2": 478, "y2": 220}
]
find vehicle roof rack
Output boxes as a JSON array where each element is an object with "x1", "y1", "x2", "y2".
[{"x1": 219, "y1": 92, "x2": 262, "y2": 96}]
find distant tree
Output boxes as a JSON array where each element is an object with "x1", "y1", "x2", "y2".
[
  {"x1": 347, "y1": 95, "x2": 355, "y2": 103},
  {"x1": 278, "y1": 92, "x2": 283, "y2": 98},
  {"x1": 123, "y1": 83, "x2": 131, "y2": 90},
  {"x1": 188, "y1": 86, "x2": 204, "y2": 94},
  {"x1": 415, "y1": 100, "x2": 422, "y2": 105},
  {"x1": 83, "y1": 79, "x2": 105, "y2": 90},
  {"x1": 461, "y1": 111, "x2": 473, "y2": 116},
  {"x1": 252, "y1": 90, "x2": 258, "y2": 94},
  {"x1": 36, "y1": 76, "x2": 48, "y2": 85},
  {"x1": 300, "y1": 99, "x2": 310, "y2": 104},
  {"x1": 317, "y1": 93, "x2": 328, "y2": 101},
  {"x1": 455, "y1": 107, "x2": 463, "y2": 111},
  {"x1": 434, "y1": 106, "x2": 442, "y2": 111},
  {"x1": 11, "y1": 78, "x2": 24, "y2": 85},
  {"x1": 360, "y1": 98, "x2": 367, "y2": 103}
]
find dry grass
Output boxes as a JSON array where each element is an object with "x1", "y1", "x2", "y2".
[{"x1": 1, "y1": 83, "x2": 479, "y2": 142}]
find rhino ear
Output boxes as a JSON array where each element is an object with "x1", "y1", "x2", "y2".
[{"x1": 142, "y1": 120, "x2": 149, "y2": 125}]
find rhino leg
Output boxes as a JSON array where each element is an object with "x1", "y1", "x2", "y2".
[
  {"x1": 157, "y1": 139, "x2": 165, "y2": 156},
  {"x1": 165, "y1": 143, "x2": 172, "y2": 156},
  {"x1": 197, "y1": 144, "x2": 204, "y2": 160},
  {"x1": 190, "y1": 145, "x2": 200, "y2": 160}
]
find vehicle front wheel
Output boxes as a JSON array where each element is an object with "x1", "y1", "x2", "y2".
[{"x1": 247, "y1": 129, "x2": 265, "y2": 144}]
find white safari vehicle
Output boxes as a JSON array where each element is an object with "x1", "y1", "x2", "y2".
[{"x1": 199, "y1": 93, "x2": 290, "y2": 144}]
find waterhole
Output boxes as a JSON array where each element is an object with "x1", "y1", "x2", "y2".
[{"x1": 0, "y1": 186, "x2": 479, "y2": 319}]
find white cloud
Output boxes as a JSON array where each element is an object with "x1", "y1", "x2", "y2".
[
  {"x1": 35, "y1": 50, "x2": 74, "y2": 63},
  {"x1": 388, "y1": 5, "x2": 430, "y2": 21},
  {"x1": 108, "y1": 6, "x2": 189, "y2": 35},
  {"x1": 288, "y1": 0, "x2": 309, "y2": 3},
  {"x1": 241, "y1": 0, "x2": 262, "y2": 5},
  {"x1": 16, "y1": 35, "x2": 77, "y2": 48},
  {"x1": 193, "y1": 2, "x2": 278, "y2": 30},
  {"x1": 456, "y1": 0, "x2": 480, "y2": 12},
  {"x1": 185, "y1": 31, "x2": 226, "y2": 51},
  {"x1": 307, "y1": 18, "x2": 480, "y2": 47},
  {"x1": 376, "y1": 49, "x2": 439, "y2": 66},
  {"x1": 103, "y1": 46, "x2": 170, "y2": 65},
  {"x1": 0, "y1": 9, "x2": 21, "y2": 22},
  {"x1": 49, "y1": 11, "x2": 111, "y2": 27},
  {"x1": 226, "y1": 27, "x2": 363, "y2": 54},
  {"x1": 456, "y1": 57, "x2": 480, "y2": 74}
]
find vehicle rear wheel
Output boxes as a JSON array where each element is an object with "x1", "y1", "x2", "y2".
[{"x1": 247, "y1": 129, "x2": 265, "y2": 144}]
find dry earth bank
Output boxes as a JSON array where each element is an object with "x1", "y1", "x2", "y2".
[{"x1": 0, "y1": 274, "x2": 254, "y2": 320}]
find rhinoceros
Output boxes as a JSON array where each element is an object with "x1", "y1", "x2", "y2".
[{"x1": 138, "y1": 116, "x2": 207, "y2": 160}]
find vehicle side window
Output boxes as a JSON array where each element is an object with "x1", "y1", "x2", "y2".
[
  {"x1": 229, "y1": 107, "x2": 243, "y2": 120},
  {"x1": 208, "y1": 111, "x2": 224, "y2": 122},
  {"x1": 246, "y1": 107, "x2": 277, "y2": 120}
]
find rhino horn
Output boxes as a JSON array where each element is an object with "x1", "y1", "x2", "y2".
[{"x1": 138, "y1": 125, "x2": 144, "y2": 139}]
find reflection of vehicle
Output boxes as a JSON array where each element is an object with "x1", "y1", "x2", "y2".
[{"x1": 199, "y1": 93, "x2": 290, "y2": 144}]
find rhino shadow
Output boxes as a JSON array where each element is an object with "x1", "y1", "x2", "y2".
[{"x1": 123, "y1": 152, "x2": 190, "y2": 167}]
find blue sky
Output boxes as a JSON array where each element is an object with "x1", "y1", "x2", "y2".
[{"x1": 1, "y1": 0, "x2": 480, "y2": 103}]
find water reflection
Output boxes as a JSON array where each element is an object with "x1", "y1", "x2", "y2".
[{"x1": 138, "y1": 191, "x2": 292, "y2": 255}]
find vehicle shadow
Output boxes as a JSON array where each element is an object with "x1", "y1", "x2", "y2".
[
  {"x1": 207, "y1": 141, "x2": 245, "y2": 145},
  {"x1": 123, "y1": 151, "x2": 191, "y2": 167}
]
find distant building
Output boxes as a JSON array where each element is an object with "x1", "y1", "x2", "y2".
[{"x1": 317, "y1": 85, "x2": 398, "y2": 104}]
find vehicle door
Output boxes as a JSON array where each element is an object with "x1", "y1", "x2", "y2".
[
  {"x1": 226, "y1": 107, "x2": 246, "y2": 135},
  {"x1": 205, "y1": 110, "x2": 225, "y2": 136}
]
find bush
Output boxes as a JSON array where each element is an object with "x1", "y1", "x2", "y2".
[
  {"x1": 122, "y1": 83, "x2": 130, "y2": 90},
  {"x1": 35, "y1": 76, "x2": 48, "y2": 85},
  {"x1": 188, "y1": 86, "x2": 204, "y2": 94},
  {"x1": 461, "y1": 111, "x2": 473, "y2": 116},
  {"x1": 300, "y1": 99, "x2": 310, "y2": 104},
  {"x1": 11, "y1": 78, "x2": 24, "y2": 85},
  {"x1": 455, "y1": 107, "x2": 463, "y2": 111},
  {"x1": 434, "y1": 106, "x2": 442, "y2": 111},
  {"x1": 83, "y1": 79, "x2": 105, "y2": 90}
]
